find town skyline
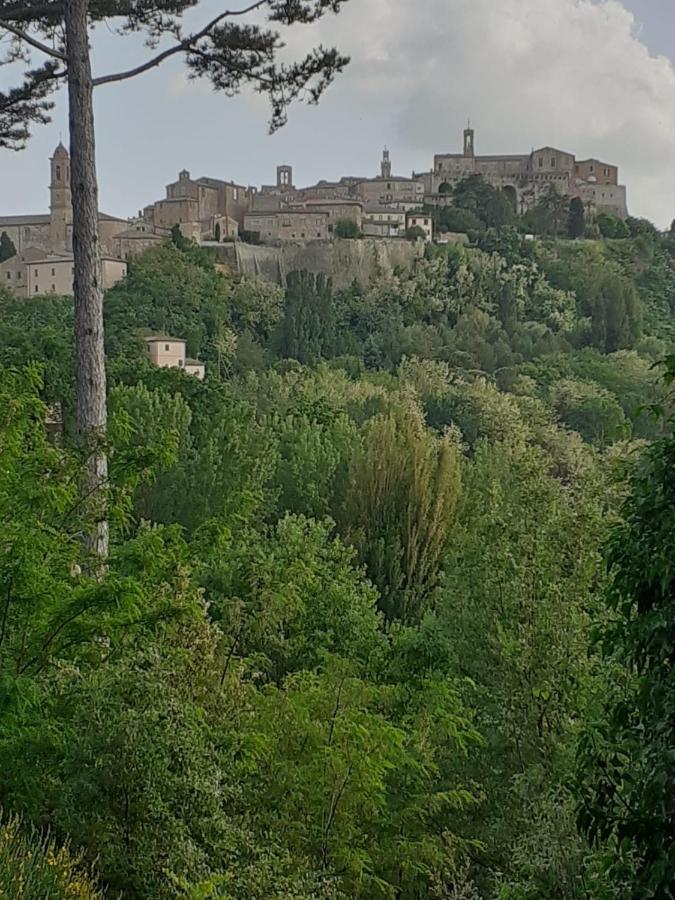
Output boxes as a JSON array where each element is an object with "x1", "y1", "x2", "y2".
[{"x1": 2, "y1": 0, "x2": 675, "y2": 226}]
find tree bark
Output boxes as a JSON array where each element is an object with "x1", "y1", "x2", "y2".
[{"x1": 64, "y1": 0, "x2": 109, "y2": 559}]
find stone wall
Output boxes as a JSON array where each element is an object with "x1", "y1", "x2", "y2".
[{"x1": 233, "y1": 238, "x2": 424, "y2": 289}]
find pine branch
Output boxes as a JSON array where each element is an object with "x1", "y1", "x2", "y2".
[
  {"x1": 92, "y1": 0, "x2": 267, "y2": 87},
  {"x1": 0, "y1": 19, "x2": 65, "y2": 58}
]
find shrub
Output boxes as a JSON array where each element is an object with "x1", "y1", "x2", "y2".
[
  {"x1": 335, "y1": 219, "x2": 360, "y2": 239},
  {"x1": 0, "y1": 813, "x2": 103, "y2": 899}
]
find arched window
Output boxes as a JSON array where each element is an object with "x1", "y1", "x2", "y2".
[{"x1": 56, "y1": 165, "x2": 61, "y2": 181}]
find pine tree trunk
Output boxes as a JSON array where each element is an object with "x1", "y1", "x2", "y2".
[{"x1": 64, "y1": 0, "x2": 109, "y2": 559}]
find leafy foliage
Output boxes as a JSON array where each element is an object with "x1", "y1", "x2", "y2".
[
  {"x1": 0, "y1": 214, "x2": 673, "y2": 898},
  {"x1": 577, "y1": 400, "x2": 675, "y2": 898},
  {"x1": 0, "y1": 813, "x2": 103, "y2": 899}
]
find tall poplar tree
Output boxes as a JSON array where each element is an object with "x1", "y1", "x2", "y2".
[{"x1": 0, "y1": 0, "x2": 349, "y2": 556}]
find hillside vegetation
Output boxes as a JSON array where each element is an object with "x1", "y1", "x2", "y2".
[{"x1": 0, "y1": 218, "x2": 674, "y2": 898}]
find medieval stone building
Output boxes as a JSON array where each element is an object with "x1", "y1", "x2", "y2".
[
  {"x1": 139, "y1": 168, "x2": 255, "y2": 248},
  {"x1": 415, "y1": 126, "x2": 628, "y2": 218},
  {"x1": 0, "y1": 142, "x2": 128, "y2": 256}
]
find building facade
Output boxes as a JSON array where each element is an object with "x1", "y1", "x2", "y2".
[
  {"x1": 141, "y1": 169, "x2": 254, "y2": 245},
  {"x1": 1, "y1": 248, "x2": 127, "y2": 298},
  {"x1": 415, "y1": 127, "x2": 628, "y2": 218},
  {"x1": 406, "y1": 212, "x2": 434, "y2": 242},
  {"x1": 145, "y1": 336, "x2": 205, "y2": 379},
  {"x1": 363, "y1": 207, "x2": 406, "y2": 238},
  {"x1": 243, "y1": 210, "x2": 330, "y2": 242},
  {"x1": 0, "y1": 143, "x2": 128, "y2": 256}
]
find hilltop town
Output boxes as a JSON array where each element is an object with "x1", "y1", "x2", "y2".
[{"x1": 0, "y1": 126, "x2": 628, "y2": 297}]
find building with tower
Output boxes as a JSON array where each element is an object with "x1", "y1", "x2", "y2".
[
  {"x1": 415, "y1": 125, "x2": 628, "y2": 218},
  {"x1": 139, "y1": 167, "x2": 255, "y2": 248},
  {"x1": 0, "y1": 142, "x2": 128, "y2": 257}
]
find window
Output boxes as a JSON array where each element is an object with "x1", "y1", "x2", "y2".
[
  {"x1": 317, "y1": 232, "x2": 321, "y2": 237},
  {"x1": 590, "y1": 165, "x2": 594, "y2": 173},
  {"x1": 178, "y1": 359, "x2": 184, "y2": 367},
  {"x1": 301, "y1": 232, "x2": 305, "y2": 238},
  {"x1": 5, "y1": 272, "x2": 10, "y2": 280},
  {"x1": 51, "y1": 267, "x2": 55, "y2": 276},
  {"x1": 165, "y1": 344, "x2": 170, "y2": 351},
  {"x1": 233, "y1": 188, "x2": 238, "y2": 200},
  {"x1": 17, "y1": 272, "x2": 21, "y2": 279},
  {"x1": 34, "y1": 269, "x2": 38, "y2": 277},
  {"x1": 25, "y1": 227, "x2": 31, "y2": 239},
  {"x1": 538, "y1": 157, "x2": 543, "y2": 168},
  {"x1": 551, "y1": 158, "x2": 556, "y2": 168},
  {"x1": 51, "y1": 284, "x2": 55, "y2": 292},
  {"x1": 34, "y1": 285, "x2": 38, "y2": 293},
  {"x1": 56, "y1": 165, "x2": 61, "y2": 181}
]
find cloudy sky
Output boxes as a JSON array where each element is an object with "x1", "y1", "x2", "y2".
[{"x1": 2, "y1": 0, "x2": 675, "y2": 225}]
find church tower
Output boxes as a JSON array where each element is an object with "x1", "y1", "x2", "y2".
[
  {"x1": 381, "y1": 148, "x2": 392, "y2": 179},
  {"x1": 463, "y1": 124, "x2": 475, "y2": 158},
  {"x1": 49, "y1": 142, "x2": 72, "y2": 251}
]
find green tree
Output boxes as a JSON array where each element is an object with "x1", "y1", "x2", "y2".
[
  {"x1": 577, "y1": 395, "x2": 675, "y2": 898},
  {"x1": 340, "y1": 402, "x2": 461, "y2": 624},
  {"x1": 237, "y1": 660, "x2": 476, "y2": 898},
  {"x1": 443, "y1": 440, "x2": 607, "y2": 896},
  {"x1": 526, "y1": 186, "x2": 570, "y2": 237},
  {"x1": 2, "y1": 0, "x2": 350, "y2": 559},
  {"x1": 485, "y1": 189, "x2": 516, "y2": 229},
  {"x1": 335, "y1": 219, "x2": 360, "y2": 239},
  {"x1": 0, "y1": 231, "x2": 16, "y2": 262},
  {"x1": 437, "y1": 205, "x2": 482, "y2": 235},
  {"x1": 453, "y1": 175, "x2": 498, "y2": 225},
  {"x1": 552, "y1": 378, "x2": 627, "y2": 448},
  {"x1": 405, "y1": 225, "x2": 426, "y2": 241},
  {"x1": 568, "y1": 197, "x2": 586, "y2": 239},
  {"x1": 597, "y1": 213, "x2": 630, "y2": 239},
  {"x1": 196, "y1": 515, "x2": 385, "y2": 683},
  {"x1": 278, "y1": 270, "x2": 336, "y2": 365}
]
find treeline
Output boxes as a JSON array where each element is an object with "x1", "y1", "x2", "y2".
[
  {"x1": 0, "y1": 222, "x2": 673, "y2": 898},
  {"x1": 427, "y1": 173, "x2": 674, "y2": 246}
]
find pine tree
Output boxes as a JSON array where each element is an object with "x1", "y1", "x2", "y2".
[
  {"x1": 0, "y1": 0, "x2": 349, "y2": 557},
  {"x1": 568, "y1": 197, "x2": 585, "y2": 239}
]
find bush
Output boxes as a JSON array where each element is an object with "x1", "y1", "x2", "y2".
[
  {"x1": 0, "y1": 813, "x2": 103, "y2": 899},
  {"x1": 335, "y1": 219, "x2": 360, "y2": 239},
  {"x1": 596, "y1": 213, "x2": 630, "y2": 239},
  {"x1": 406, "y1": 225, "x2": 427, "y2": 242},
  {"x1": 438, "y1": 206, "x2": 482, "y2": 235}
]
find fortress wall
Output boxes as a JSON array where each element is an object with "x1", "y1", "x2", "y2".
[{"x1": 234, "y1": 238, "x2": 424, "y2": 289}]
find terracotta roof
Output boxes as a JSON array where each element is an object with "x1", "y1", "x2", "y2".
[
  {"x1": 144, "y1": 335, "x2": 186, "y2": 343},
  {"x1": 0, "y1": 214, "x2": 51, "y2": 225}
]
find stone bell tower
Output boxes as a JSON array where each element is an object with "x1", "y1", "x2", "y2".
[
  {"x1": 49, "y1": 141, "x2": 73, "y2": 251},
  {"x1": 381, "y1": 147, "x2": 392, "y2": 179},
  {"x1": 463, "y1": 123, "x2": 475, "y2": 158}
]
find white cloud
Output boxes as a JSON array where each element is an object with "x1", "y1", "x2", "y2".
[
  {"x1": 284, "y1": 0, "x2": 675, "y2": 225},
  {"x1": 4, "y1": 0, "x2": 675, "y2": 225}
]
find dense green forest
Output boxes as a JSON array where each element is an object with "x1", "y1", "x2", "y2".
[{"x1": 1, "y1": 205, "x2": 674, "y2": 897}]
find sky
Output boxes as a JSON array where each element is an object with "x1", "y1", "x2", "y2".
[{"x1": 2, "y1": 0, "x2": 675, "y2": 226}]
